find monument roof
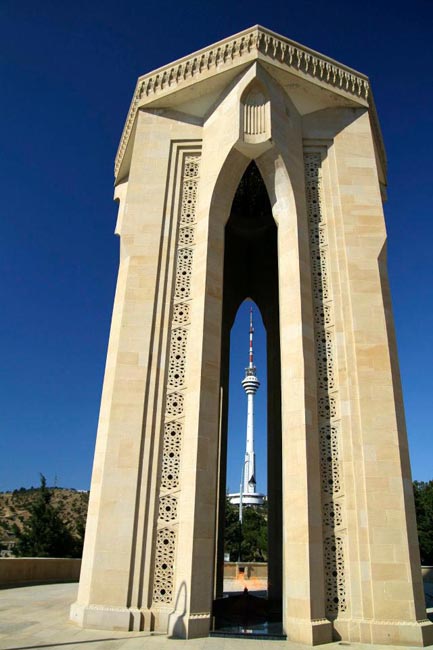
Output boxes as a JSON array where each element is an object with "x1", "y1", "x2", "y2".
[{"x1": 115, "y1": 25, "x2": 385, "y2": 180}]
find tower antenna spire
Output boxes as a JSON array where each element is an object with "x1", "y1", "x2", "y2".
[
  {"x1": 249, "y1": 306, "x2": 254, "y2": 369},
  {"x1": 229, "y1": 304, "x2": 265, "y2": 513},
  {"x1": 240, "y1": 305, "x2": 264, "y2": 508}
]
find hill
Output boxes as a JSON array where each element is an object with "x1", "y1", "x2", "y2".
[{"x1": 0, "y1": 486, "x2": 89, "y2": 557}]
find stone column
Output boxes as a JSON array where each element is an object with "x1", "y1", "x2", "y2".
[{"x1": 71, "y1": 112, "x2": 201, "y2": 631}]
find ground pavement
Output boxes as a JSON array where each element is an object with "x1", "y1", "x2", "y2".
[{"x1": 0, "y1": 583, "x2": 432, "y2": 650}]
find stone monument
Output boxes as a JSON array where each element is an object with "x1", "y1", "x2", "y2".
[{"x1": 70, "y1": 26, "x2": 433, "y2": 646}]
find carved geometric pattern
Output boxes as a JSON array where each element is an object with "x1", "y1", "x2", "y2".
[
  {"x1": 160, "y1": 423, "x2": 181, "y2": 491},
  {"x1": 172, "y1": 303, "x2": 190, "y2": 325},
  {"x1": 305, "y1": 150, "x2": 346, "y2": 618},
  {"x1": 311, "y1": 250, "x2": 329, "y2": 302},
  {"x1": 320, "y1": 424, "x2": 341, "y2": 496},
  {"x1": 152, "y1": 152, "x2": 201, "y2": 608},
  {"x1": 318, "y1": 395, "x2": 337, "y2": 419},
  {"x1": 152, "y1": 529, "x2": 176, "y2": 603},
  {"x1": 179, "y1": 225, "x2": 195, "y2": 246},
  {"x1": 174, "y1": 248, "x2": 193, "y2": 300},
  {"x1": 167, "y1": 328, "x2": 188, "y2": 389},
  {"x1": 316, "y1": 328, "x2": 335, "y2": 392},
  {"x1": 184, "y1": 157, "x2": 200, "y2": 178},
  {"x1": 159, "y1": 495, "x2": 178, "y2": 523},
  {"x1": 323, "y1": 502, "x2": 342, "y2": 528},
  {"x1": 180, "y1": 183, "x2": 198, "y2": 225},
  {"x1": 324, "y1": 536, "x2": 347, "y2": 617},
  {"x1": 164, "y1": 420, "x2": 183, "y2": 448},
  {"x1": 314, "y1": 304, "x2": 332, "y2": 329},
  {"x1": 165, "y1": 392, "x2": 184, "y2": 418},
  {"x1": 310, "y1": 224, "x2": 326, "y2": 249}
]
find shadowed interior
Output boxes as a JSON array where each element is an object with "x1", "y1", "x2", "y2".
[{"x1": 214, "y1": 161, "x2": 283, "y2": 635}]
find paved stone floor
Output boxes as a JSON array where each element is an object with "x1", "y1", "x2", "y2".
[{"x1": 0, "y1": 583, "x2": 432, "y2": 650}]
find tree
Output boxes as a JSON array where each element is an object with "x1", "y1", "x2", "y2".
[
  {"x1": 224, "y1": 499, "x2": 242, "y2": 561},
  {"x1": 13, "y1": 475, "x2": 80, "y2": 558},
  {"x1": 224, "y1": 498, "x2": 268, "y2": 562},
  {"x1": 413, "y1": 481, "x2": 433, "y2": 565},
  {"x1": 241, "y1": 506, "x2": 268, "y2": 561}
]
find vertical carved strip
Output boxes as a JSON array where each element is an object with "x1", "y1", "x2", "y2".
[
  {"x1": 152, "y1": 153, "x2": 201, "y2": 606},
  {"x1": 242, "y1": 88, "x2": 269, "y2": 138},
  {"x1": 304, "y1": 151, "x2": 347, "y2": 619},
  {"x1": 243, "y1": 102, "x2": 267, "y2": 135}
]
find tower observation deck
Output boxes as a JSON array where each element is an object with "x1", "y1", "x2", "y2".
[{"x1": 229, "y1": 307, "x2": 265, "y2": 509}]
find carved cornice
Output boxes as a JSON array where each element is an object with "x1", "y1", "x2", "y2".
[{"x1": 115, "y1": 26, "x2": 374, "y2": 177}]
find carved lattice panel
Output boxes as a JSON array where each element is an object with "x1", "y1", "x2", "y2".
[
  {"x1": 320, "y1": 424, "x2": 341, "y2": 496},
  {"x1": 172, "y1": 303, "x2": 190, "y2": 325},
  {"x1": 160, "y1": 446, "x2": 180, "y2": 490},
  {"x1": 324, "y1": 536, "x2": 347, "y2": 616},
  {"x1": 179, "y1": 225, "x2": 195, "y2": 246},
  {"x1": 316, "y1": 330, "x2": 335, "y2": 392},
  {"x1": 323, "y1": 501, "x2": 343, "y2": 528},
  {"x1": 164, "y1": 421, "x2": 182, "y2": 450},
  {"x1": 159, "y1": 495, "x2": 178, "y2": 523},
  {"x1": 165, "y1": 392, "x2": 184, "y2": 418},
  {"x1": 152, "y1": 152, "x2": 201, "y2": 608},
  {"x1": 167, "y1": 328, "x2": 188, "y2": 389},
  {"x1": 318, "y1": 395, "x2": 337, "y2": 419},
  {"x1": 310, "y1": 223, "x2": 326, "y2": 249},
  {"x1": 184, "y1": 156, "x2": 200, "y2": 178},
  {"x1": 311, "y1": 249, "x2": 329, "y2": 302},
  {"x1": 152, "y1": 529, "x2": 176, "y2": 603},
  {"x1": 304, "y1": 150, "x2": 346, "y2": 618},
  {"x1": 180, "y1": 183, "x2": 198, "y2": 224},
  {"x1": 314, "y1": 304, "x2": 332, "y2": 329},
  {"x1": 160, "y1": 421, "x2": 182, "y2": 491},
  {"x1": 174, "y1": 248, "x2": 194, "y2": 300}
]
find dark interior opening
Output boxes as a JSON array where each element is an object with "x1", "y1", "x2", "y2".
[{"x1": 212, "y1": 161, "x2": 283, "y2": 638}]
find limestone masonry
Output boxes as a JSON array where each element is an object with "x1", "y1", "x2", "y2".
[{"x1": 70, "y1": 26, "x2": 433, "y2": 646}]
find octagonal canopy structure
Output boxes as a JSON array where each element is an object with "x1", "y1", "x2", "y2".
[{"x1": 71, "y1": 26, "x2": 432, "y2": 646}]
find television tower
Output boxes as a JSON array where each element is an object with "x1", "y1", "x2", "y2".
[
  {"x1": 242, "y1": 307, "x2": 260, "y2": 495},
  {"x1": 228, "y1": 306, "x2": 264, "y2": 510}
]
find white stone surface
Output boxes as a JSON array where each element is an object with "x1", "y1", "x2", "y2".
[{"x1": 70, "y1": 26, "x2": 432, "y2": 646}]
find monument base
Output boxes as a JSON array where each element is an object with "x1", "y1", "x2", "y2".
[
  {"x1": 284, "y1": 617, "x2": 333, "y2": 645},
  {"x1": 70, "y1": 601, "x2": 212, "y2": 638},
  {"x1": 70, "y1": 602, "x2": 147, "y2": 631},
  {"x1": 334, "y1": 618, "x2": 433, "y2": 647}
]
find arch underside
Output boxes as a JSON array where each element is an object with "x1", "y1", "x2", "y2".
[{"x1": 215, "y1": 161, "x2": 283, "y2": 625}]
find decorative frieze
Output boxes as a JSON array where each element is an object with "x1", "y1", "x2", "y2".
[
  {"x1": 135, "y1": 29, "x2": 369, "y2": 100},
  {"x1": 151, "y1": 153, "x2": 201, "y2": 607},
  {"x1": 115, "y1": 26, "x2": 371, "y2": 176},
  {"x1": 304, "y1": 151, "x2": 347, "y2": 619}
]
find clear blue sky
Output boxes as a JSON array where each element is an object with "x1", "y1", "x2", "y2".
[{"x1": 1, "y1": 0, "x2": 432, "y2": 491}]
